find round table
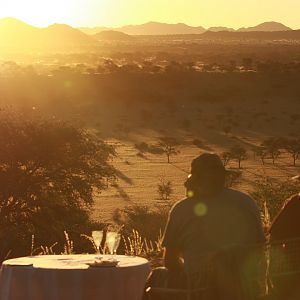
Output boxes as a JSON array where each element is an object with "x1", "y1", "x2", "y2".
[{"x1": 0, "y1": 255, "x2": 150, "y2": 300}]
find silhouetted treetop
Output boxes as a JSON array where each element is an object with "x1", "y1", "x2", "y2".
[{"x1": 0, "y1": 110, "x2": 115, "y2": 258}]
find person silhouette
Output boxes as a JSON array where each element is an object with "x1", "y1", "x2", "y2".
[
  {"x1": 144, "y1": 153, "x2": 265, "y2": 300},
  {"x1": 269, "y1": 193, "x2": 300, "y2": 300}
]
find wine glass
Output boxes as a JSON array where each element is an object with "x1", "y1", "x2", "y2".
[
  {"x1": 106, "y1": 232, "x2": 121, "y2": 261},
  {"x1": 92, "y1": 230, "x2": 103, "y2": 260}
]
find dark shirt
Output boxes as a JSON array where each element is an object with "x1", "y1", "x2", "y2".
[{"x1": 162, "y1": 188, "x2": 265, "y2": 273}]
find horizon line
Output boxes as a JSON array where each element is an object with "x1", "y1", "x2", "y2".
[{"x1": 0, "y1": 16, "x2": 296, "y2": 31}]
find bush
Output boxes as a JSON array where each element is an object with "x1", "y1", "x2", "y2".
[
  {"x1": 221, "y1": 151, "x2": 231, "y2": 166},
  {"x1": 113, "y1": 204, "x2": 171, "y2": 242},
  {"x1": 193, "y1": 139, "x2": 204, "y2": 148},
  {"x1": 225, "y1": 170, "x2": 242, "y2": 188},
  {"x1": 157, "y1": 179, "x2": 173, "y2": 200},
  {"x1": 0, "y1": 110, "x2": 115, "y2": 260},
  {"x1": 135, "y1": 142, "x2": 149, "y2": 153},
  {"x1": 251, "y1": 176, "x2": 300, "y2": 222},
  {"x1": 135, "y1": 142, "x2": 164, "y2": 155}
]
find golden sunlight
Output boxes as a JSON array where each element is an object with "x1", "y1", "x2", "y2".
[
  {"x1": 0, "y1": 0, "x2": 300, "y2": 29},
  {"x1": 0, "y1": 0, "x2": 109, "y2": 27}
]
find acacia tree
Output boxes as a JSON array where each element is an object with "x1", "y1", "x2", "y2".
[
  {"x1": 285, "y1": 139, "x2": 300, "y2": 166},
  {"x1": 255, "y1": 146, "x2": 268, "y2": 165},
  {"x1": 230, "y1": 145, "x2": 247, "y2": 169},
  {"x1": 261, "y1": 137, "x2": 282, "y2": 165},
  {"x1": 158, "y1": 137, "x2": 179, "y2": 163},
  {"x1": 0, "y1": 111, "x2": 115, "y2": 259}
]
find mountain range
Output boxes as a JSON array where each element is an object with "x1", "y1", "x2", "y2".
[
  {"x1": 0, "y1": 17, "x2": 299, "y2": 52},
  {"x1": 79, "y1": 21, "x2": 292, "y2": 35}
]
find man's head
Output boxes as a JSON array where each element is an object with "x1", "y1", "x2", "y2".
[{"x1": 185, "y1": 153, "x2": 226, "y2": 197}]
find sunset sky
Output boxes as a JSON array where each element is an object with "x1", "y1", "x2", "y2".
[{"x1": 0, "y1": 0, "x2": 299, "y2": 29}]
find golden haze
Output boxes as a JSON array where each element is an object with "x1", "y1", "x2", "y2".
[{"x1": 0, "y1": 0, "x2": 299, "y2": 29}]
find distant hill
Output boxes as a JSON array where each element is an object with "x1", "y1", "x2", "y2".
[
  {"x1": 0, "y1": 17, "x2": 38, "y2": 46},
  {"x1": 119, "y1": 22, "x2": 206, "y2": 35},
  {"x1": 238, "y1": 22, "x2": 291, "y2": 32},
  {"x1": 0, "y1": 17, "x2": 97, "y2": 50},
  {"x1": 208, "y1": 26, "x2": 235, "y2": 32},
  {"x1": 79, "y1": 22, "x2": 206, "y2": 35},
  {"x1": 94, "y1": 30, "x2": 133, "y2": 41},
  {"x1": 79, "y1": 26, "x2": 110, "y2": 35},
  {"x1": 0, "y1": 17, "x2": 36, "y2": 32},
  {"x1": 201, "y1": 30, "x2": 300, "y2": 40},
  {"x1": 0, "y1": 17, "x2": 297, "y2": 50},
  {"x1": 41, "y1": 24, "x2": 96, "y2": 47},
  {"x1": 79, "y1": 21, "x2": 294, "y2": 36}
]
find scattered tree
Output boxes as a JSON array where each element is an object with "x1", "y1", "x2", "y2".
[
  {"x1": 261, "y1": 137, "x2": 282, "y2": 165},
  {"x1": 230, "y1": 145, "x2": 247, "y2": 169},
  {"x1": 221, "y1": 152, "x2": 232, "y2": 167},
  {"x1": 158, "y1": 137, "x2": 179, "y2": 163},
  {"x1": 255, "y1": 147, "x2": 268, "y2": 165},
  {"x1": 285, "y1": 138, "x2": 300, "y2": 166}
]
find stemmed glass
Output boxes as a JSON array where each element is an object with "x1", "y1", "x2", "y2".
[
  {"x1": 106, "y1": 232, "x2": 121, "y2": 261},
  {"x1": 92, "y1": 230, "x2": 103, "y2": 261}
]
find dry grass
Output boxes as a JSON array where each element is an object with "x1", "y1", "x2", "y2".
[{"x1": 89, "y1": 96, "x2": 300, "y2": 222}]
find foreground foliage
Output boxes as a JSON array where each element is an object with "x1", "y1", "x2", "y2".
[
  {"x1": 251, "y1": 176, "x2": 300, "y2": 224},
  {"x1": 0, "y1": 110, "x2": 115, "y2": 260}
]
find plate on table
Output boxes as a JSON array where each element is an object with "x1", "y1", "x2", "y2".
[
  {"x1": 8, "y1": 262, "x2": 33, "y2": 267},
  {"x1": 86, "y1": 260, "x2": 119, "y2": 268}
]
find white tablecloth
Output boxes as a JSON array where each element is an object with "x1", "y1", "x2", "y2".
[{"x1": 0, "y1": 255, "x2": 150, "y2": 300}]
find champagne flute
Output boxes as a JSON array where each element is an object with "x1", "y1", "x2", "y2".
[
  {"x1": 106, "y1": 232, "x2": 121, "y2": 261},
  {"x1": 92, "y1": 230, "x2": 103, "y2": 261}
]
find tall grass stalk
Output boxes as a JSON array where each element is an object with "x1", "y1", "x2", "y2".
[
  {"x1": 123, "y1": 229, "x2": 144, "y2": 256},
  {"x1": 62, "y1": 231, "x2": 74, "y2": 255}
]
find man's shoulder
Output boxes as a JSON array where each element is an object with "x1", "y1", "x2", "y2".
[
  {"x1": 224, "y1": 188, "x2": 253, "y2": 201},
  {"x1": 170, "y1": 197, "x2": 194, "y2": 215},
  {"x1": 224, "y1": 188, "x2": 259, "y2": 212}
]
